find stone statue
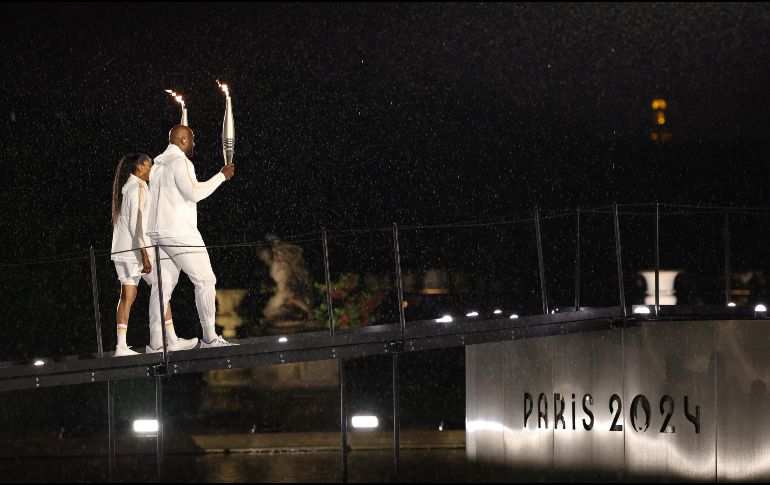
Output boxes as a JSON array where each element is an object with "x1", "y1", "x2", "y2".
[{"x1": 258, "y1": 234, "x2": 316, "y2": 328}]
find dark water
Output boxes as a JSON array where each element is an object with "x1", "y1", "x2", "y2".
[{"x1": 0, "y1": 449, "x2": 469, "y2": 483}]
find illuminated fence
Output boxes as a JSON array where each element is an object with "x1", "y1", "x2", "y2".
[{"x1": 4, "y1": 202, "x2": 770, "y2": 365}]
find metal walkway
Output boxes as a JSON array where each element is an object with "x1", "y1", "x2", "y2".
[{"x1": 2, "y1": 305, "x2": 765, "y2": 393}]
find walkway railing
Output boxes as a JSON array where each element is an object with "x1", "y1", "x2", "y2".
[{"x1": 4, "y1": 202, "x2": 770, "y2": 363}]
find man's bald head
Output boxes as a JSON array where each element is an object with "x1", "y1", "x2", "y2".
[{"x1": 169, "y1": 125, "x2": 195, "y2": 156}]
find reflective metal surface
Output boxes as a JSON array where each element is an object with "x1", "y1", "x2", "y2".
[
  {"x1": 466, "y1": 341, "x2": 505, "y2": 465},
  {"x1": 465, "y1": 348, "x2": 477, "y2": 462},
  {"x1": 624, "y1": 321, "x2": 715, "y2": 481},
  {"x1": 552, "y1": 330, "x2": 624, "y2": 481},
  {"x1": 467, "y1": 319, "x2": 770, "y2": 482},
  {"x1": 503, "y1": 336, "x2": 553, "y2": 479},
  {"x1": 716, "y1": 320, "x2": 770, "y2": 482}
]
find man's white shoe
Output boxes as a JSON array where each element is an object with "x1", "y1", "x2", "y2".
[
  {"x1": 170, "y1": 337, "x2": 199, "y2": 351},
  {"x1": 200, "y1": 335, "x2": 238, "y2": 348},
  {"x1": 145, "y1": 337, "x2": 200, "y2": 353},
  {"x1": 114, "y1": 345, "x2": 140, "y2": 357}
]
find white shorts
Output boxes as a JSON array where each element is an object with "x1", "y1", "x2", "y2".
[{"x1": 114, "y1": 261, "x2": 152, "y2": 286}]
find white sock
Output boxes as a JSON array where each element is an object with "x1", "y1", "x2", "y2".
[
  {"x1": 202, "y1": 322, "x2": 217, "y2": 343},
  {"x1": 117, "y1": 324, "x2": 128, "y2": 348},
  {"x1": 149, "y1": 326, "x2": 163, "y2": 350},
  {"x1": 164, "y1": 319, "x2": 179, "y2": 342}
]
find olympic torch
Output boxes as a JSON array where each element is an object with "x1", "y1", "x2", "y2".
[
  {"x1": 218, "y1": 80, "x2": 234, "y2": 166},
  {"x1": 165, "y1": 90, "x2": 187, "y2": 126}
]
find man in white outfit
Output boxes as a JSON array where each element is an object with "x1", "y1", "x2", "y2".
[{"x1": 146, "y1": 124, "x2": 236, "y2": 350}]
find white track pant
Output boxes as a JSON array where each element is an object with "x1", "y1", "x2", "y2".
[
  {"x1": 146, "y1": 246, "x2": 181, "y2": 344},
  {"x1": 148, "y1": 232, "x2": 217, "y2": 346}
]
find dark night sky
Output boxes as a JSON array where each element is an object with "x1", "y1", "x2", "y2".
[{"x1": 1, "y1": 2, "x2": 770, "y2": 257}]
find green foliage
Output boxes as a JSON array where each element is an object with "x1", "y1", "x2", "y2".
[{"x1": 313, "y1": 273, "x2": 392, "y2": 329}]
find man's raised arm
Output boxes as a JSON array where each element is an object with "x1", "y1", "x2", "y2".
[{"x1": 173, "y1": 158, "x2": 234, "y2": 203}]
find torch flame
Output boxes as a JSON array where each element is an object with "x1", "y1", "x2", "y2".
[
  {"x1": 166, "y1": 89, "x2": 185, "y2": 108},
  {"x1": 216, "y1": 79, "x2": 230, "y2": 97}
]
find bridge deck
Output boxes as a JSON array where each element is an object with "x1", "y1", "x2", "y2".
[{"x1": 0, "y1": 305, "x2": 761, "y2": 392}]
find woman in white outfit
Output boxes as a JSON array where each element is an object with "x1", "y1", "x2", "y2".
[{"x1": 110, "y1": 153, "x2": 197, "y2": 356}]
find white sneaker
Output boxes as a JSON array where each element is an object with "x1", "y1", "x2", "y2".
[
  {"x1": 114, "y1": 345, "x2": 140, "y2": 357},
  {"x1": 200, "y1": 335, "x2": 238, "y2": 348},
  {"x1": 169, "y1": 337, "x2": 199, "y2": 351},
  {"x1": 145, "y1": 337, "x2": 200, "y2": 353}
]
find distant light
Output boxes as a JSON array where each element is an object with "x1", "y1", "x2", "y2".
[
  {"x1": 133, "y1": 419, "x2": 159, "y2": 433},
  {"x1": 727, "y1": 302, "x2": 736, "y2": 307},
  {"x1": 509, "y1": 314, "x2": 519, "y2": 319},
  {"x1": 352, "y1": 415, "x2": 379, "y2": 429},
  {"x1": 657, "y1": 114, "x2": 666, "y2": 125},
  {"x1": 33, "y1": 360, "x2": 44, "y2": 366},
  {"x1": 493, "y1": 309, "x2": 502, "y2": 314},
  {"x1": 633, "y1": 306, "x2": 651, "y2": 315},
  {"x1": 651, "y1": 98, "x2": 667, "y2": 110},
  {"x1": 438, "y1": 422, "x2": 444, "y2": 431},
  {"x1": 278, "y1": 337, "x2": 288, "y2": 343},
  {"x1": 756, "y1": 304, "x2": 767, "y2": 313},
  {"x1": 466, "y1": 311, "x2": 479, "y2": 317},
  {"x1": 435, "y1": 315, "x2": 453, "y2": 323}
]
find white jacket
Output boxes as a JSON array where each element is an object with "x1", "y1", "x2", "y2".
[
  {"x1": 146, "y1": 144, "x2": 226, "y2": 240},
  {"x1": 111, "y1": 174, "x2": 149, "y2": 263}
]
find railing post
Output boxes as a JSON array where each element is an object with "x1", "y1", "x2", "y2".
[
  {"x1": 391, "y1": 223, "x2": 404, "y2": 479},
  {"x1": 322, "y1": 228, "x2": 335, "y2": 336},
  {"x1": 574, "y1": 209, "x2": 581, "y2": 311},
  {"x1": 613, "y1": 204, "x2": 627, "y2": 322},
  {"x1": 655, "y1": 203, "x2": 660, "y2": 314},
  {"x1": 339, "y1": 358, "x2": 348, "y2": 483},
  {"x1": 107, "y1": 380, "x2": 115, "y2": 481},
  {"x1": 393, "y1": 353, "x2": 401, "y2": 479},
  {"x1": 155, "y1": 376, "x2": 164, "y2": 482},
  {"x1": 534, "y1": 209, "x2": 549, "y2": 315},
  {"x1": 392, "y1": 223, "x2": 406, "y2": 337},
  {"x1": 325, "y1": 230, "x2": 348, "y2": 482},
  {"x1": 724, "y1": 212, "x2": 731, "y2": 305},
  {"x1": 89, "y1": 247, "x2": 104, "y2": 357},
  {"x1": 154, "y1": 246, "x2": 169, "y2": 368}
]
